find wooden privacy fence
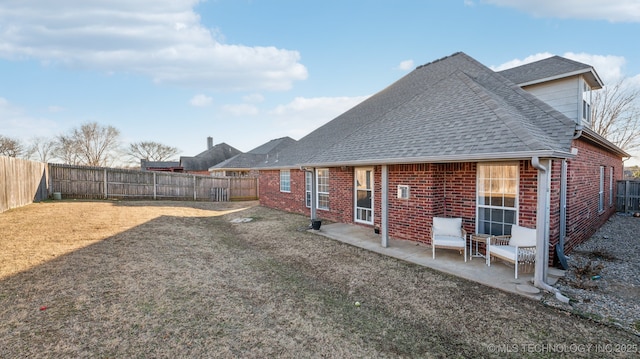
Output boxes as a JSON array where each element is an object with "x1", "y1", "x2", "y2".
[
  {"x1": 48, "y1": 164, "x2": 258, "y2": 201},
  {"x1": 616, "y1": 180, "x2": 640, "y2": 213},
  {"x1": 0, "y1": 156, "x2": 49, "y2": 213}
]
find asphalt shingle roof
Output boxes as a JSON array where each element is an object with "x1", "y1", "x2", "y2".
[
  {"x1": 211, "y1": 137, "x2": 297, "y2": 170},
  {"x1": 498, "y1": 55, "x2": 603, "y2": 88},
  {"x1": 257, "y1": 52, "x2": 603, "y2": 168},
  {"x1": 180, "y1": 142, "x2": 241, "y2": 171}
]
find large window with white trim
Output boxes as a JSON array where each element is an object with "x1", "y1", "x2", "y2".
[
  {"x1": 477, "y1": 163, "x2": 518, "y2": 236},
  {"x1": 280, "y1": 170, "x2": 290, "y2": 192},
  {"x1": 317, "y1": 169, "x2": 329, "y2": 210}
]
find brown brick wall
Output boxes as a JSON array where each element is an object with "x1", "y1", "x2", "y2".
[
  {"x1": 564, "y1": 139, "x2": 622, "y2": 253},
  {"x1": 259, "y1": 146, "x2": 623, "y2": 261},
  {"x1": 259, "y1": 169, "x2": 309, "y2": 217}
]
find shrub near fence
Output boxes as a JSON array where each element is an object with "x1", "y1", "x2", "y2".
[
  {"x1": 0, "y1": 156, "x2": 48, "y2": 213},
  {"x1": 48, "y1": 163, "x2": 257, "y2": 201}
]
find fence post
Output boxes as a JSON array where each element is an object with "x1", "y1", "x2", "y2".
[
  {"x1": 193, "y1": 175, "x2": 197, "y2": 201},
  {"x1": 103, "y1": 168, "x2": 108, "y2": 199},
  {"x1": 625, "y1": 180, "x2": 630, "y2": 213},
  {"x1": 153, "y1": 172, "x2": 157, "y2": 200}
]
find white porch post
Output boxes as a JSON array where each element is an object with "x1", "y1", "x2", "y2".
[
  {"x1": 532, "y1": 157, "x2": 551, "y2": 286},
  {"x1": 381, "y1": 165, "x2": 389, "y2": 248}
]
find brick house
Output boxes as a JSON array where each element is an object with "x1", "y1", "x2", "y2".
[{"x1": 256, "y1": 52, "x2": 628, "y2": 283}]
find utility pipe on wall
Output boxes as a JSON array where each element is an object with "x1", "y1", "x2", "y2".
[{"x1": 531, "y1": 156, "x2": 570, "y2": 303}]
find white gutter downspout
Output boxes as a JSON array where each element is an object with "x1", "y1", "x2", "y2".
[{"x1": 531, "y1": 157, "x2": 570, "y2": 303}]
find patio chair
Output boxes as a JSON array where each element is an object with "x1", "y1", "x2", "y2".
[
  {"x1": 431, "y1": 217, "x2": 467, "y2": 262},
  {"x1": 487, "y1": 224, "x2": 536, "y2": 279}
]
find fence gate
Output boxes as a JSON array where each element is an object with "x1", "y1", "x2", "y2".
[{"x1": 616, "y1": 180, "x2": 640, "y2": 212}]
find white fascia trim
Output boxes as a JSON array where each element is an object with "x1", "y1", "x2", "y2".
[
  {"x1": 518, "y1": 69, "x2": 603, "y2": 89},
  {"x1": 298, "y1": 150, "x2": 575, "y2": 168}
]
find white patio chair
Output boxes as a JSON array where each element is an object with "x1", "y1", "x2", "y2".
[
  {"x1": 431, "y1": 217, "x2": 467, "y2": 262},
  {"x1": 487, "y1": 224, "x2": 536, "y2": 279}
]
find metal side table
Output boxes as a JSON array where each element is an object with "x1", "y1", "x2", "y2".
[{"x1": 469, "y1": 233, "x2": 491, "y2": 265}]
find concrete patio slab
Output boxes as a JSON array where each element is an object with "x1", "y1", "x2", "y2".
[{"x1": 311, "y1": 222, "x2": 562, "y2": 300}]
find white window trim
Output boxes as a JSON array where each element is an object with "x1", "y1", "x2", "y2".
[
  {"x1": 354, "y1": 167, "x2": 374, "y2": 225},
  {"x1": 305, "y1": 171, "x2": 312, "y2": 208},
  {"x1": 317, "y1": 168, "x2": 329, "y2": 211},
  {"x1": 280, "y1": 169, "x2": 290, "y2": 193},
  {"x1": 598, "y1": 166, "x2": 605, "y2": 212},
  {"x1": 476, "y1": 162, "x2": 519, "y2": 236}
]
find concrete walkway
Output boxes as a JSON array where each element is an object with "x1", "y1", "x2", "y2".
[{"x1": 311, "y1": 223, "x2": 565, "y2": 300}]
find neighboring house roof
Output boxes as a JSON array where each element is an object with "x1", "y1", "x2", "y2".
[
  {"x1": 210, "y1": 137, "x2": 297, "y2": 171},
  {"x1": 180, "y1": 142, "x2": 242, "y2": 171},
  {"x1": 498, "y1": 55, "x2": 604, "y2": 89},
  {"x1": 141, "y1": 160, "x2": 182, "y2": 171},
  {"x1": 258, "y1": 52, "x2": 593, "y2": 169},
  {"x1": 141, "y1": 160, "x2": 180, "y2": 169}
]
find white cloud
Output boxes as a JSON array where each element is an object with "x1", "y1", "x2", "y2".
[
  {"x1": 189, "y1": 94, "x2": 213, "y2": 107},
  {"x1": 491, "y1": 52, "x2": 554, "y2": 71},
  {"x1": 242, "y1": 93, "x2": 265, "y2": 103},
  {"x1": 0, "y1": 0, "x2": 308, "y2": 91},
  {"x1": 270, "y1": 96, "x2": 369, "y2": 138},
  {"x1": 562, "y1": 52, "x2": 627, "y2": 84},
  {"x1": 493, "y1": 52, "x2": 629, "y2": 84},
  {"x1": 0, "y1": 98, "x2": 59, "y2": 140},
  {"x1": 222, "y1": 103, "x2": 259, "y2": 116},
  {"x1": 464, "y1": 0, "x2": 476, "y2": 7},
  {"x1": 396, "y1": 60, "x2": 415, "y2": 71},
  {"x1": 484, "y1": 0, "x2": 640, "y2": 22}
]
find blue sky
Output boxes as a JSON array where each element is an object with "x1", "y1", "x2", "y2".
[{"x1": 1, "y1": 0, "x2": 639, "y2": 164}]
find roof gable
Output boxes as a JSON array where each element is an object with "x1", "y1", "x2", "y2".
[
  {"x1": 259, "y1": 52, "x2": 596, "y2": 168},
  {"x1": 498, "y1": 56, "x2": 604, "y2": 89},
  {"x1": 181, "y1": 142, "x2": 242, "y2": 171}
]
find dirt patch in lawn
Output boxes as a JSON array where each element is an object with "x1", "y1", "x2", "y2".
[{"x1": 1, "y1": 201, "x2": 638, "y2": 358}]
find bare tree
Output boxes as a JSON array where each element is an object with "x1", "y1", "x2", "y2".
[
  {"x1": 53, "y1": 134, "x2": 82, "y2": 165},
  {"x1": 28, "y1": 137, "x2": 56, "y2": 163},
  {"x1": 128, "y1": 141, "x2": 179, "y2": 162},
  {"x1": 591, "y1": 78, "x2": 640, "y2": 152},
  {"x1": 54, "y1": 122, "x2": 121, "y2": 166},
  {"x1": 0, "y1": 135, "x2": 24, "y2": 157}
]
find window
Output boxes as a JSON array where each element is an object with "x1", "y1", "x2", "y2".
[
  {"x1": 397, "y1": 185, "x2": 409, "y2": 199},
  {"x1": 317, "y1": 169, "x2": 329, "y2": 210},
  {"x1": 598, "y1": 166, "x2": 604, "y2": 212},
  {"x1": 305, "y1": 171, "x2": 312, "y2": 207},
  {"x1": 477, "y1": 163, "x2": 518, "y2": 236},
  {"x1": 355, "y1": 168, "x2": 373, "y2": 223},
  {"x1": 280, "y1": 170, "x2": 290, "y2": 192},
  {"x1": 609, "y1": 167, "x2": 614, "y2": 207}
]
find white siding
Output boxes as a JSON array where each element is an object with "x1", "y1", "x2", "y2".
[{"x1": 522, "y1": 78, "x2": 580, "y2": 123}]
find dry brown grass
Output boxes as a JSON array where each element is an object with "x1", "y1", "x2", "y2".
[{"x1": 1, "y1": 200, "x2": 638, "y2": 358}]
